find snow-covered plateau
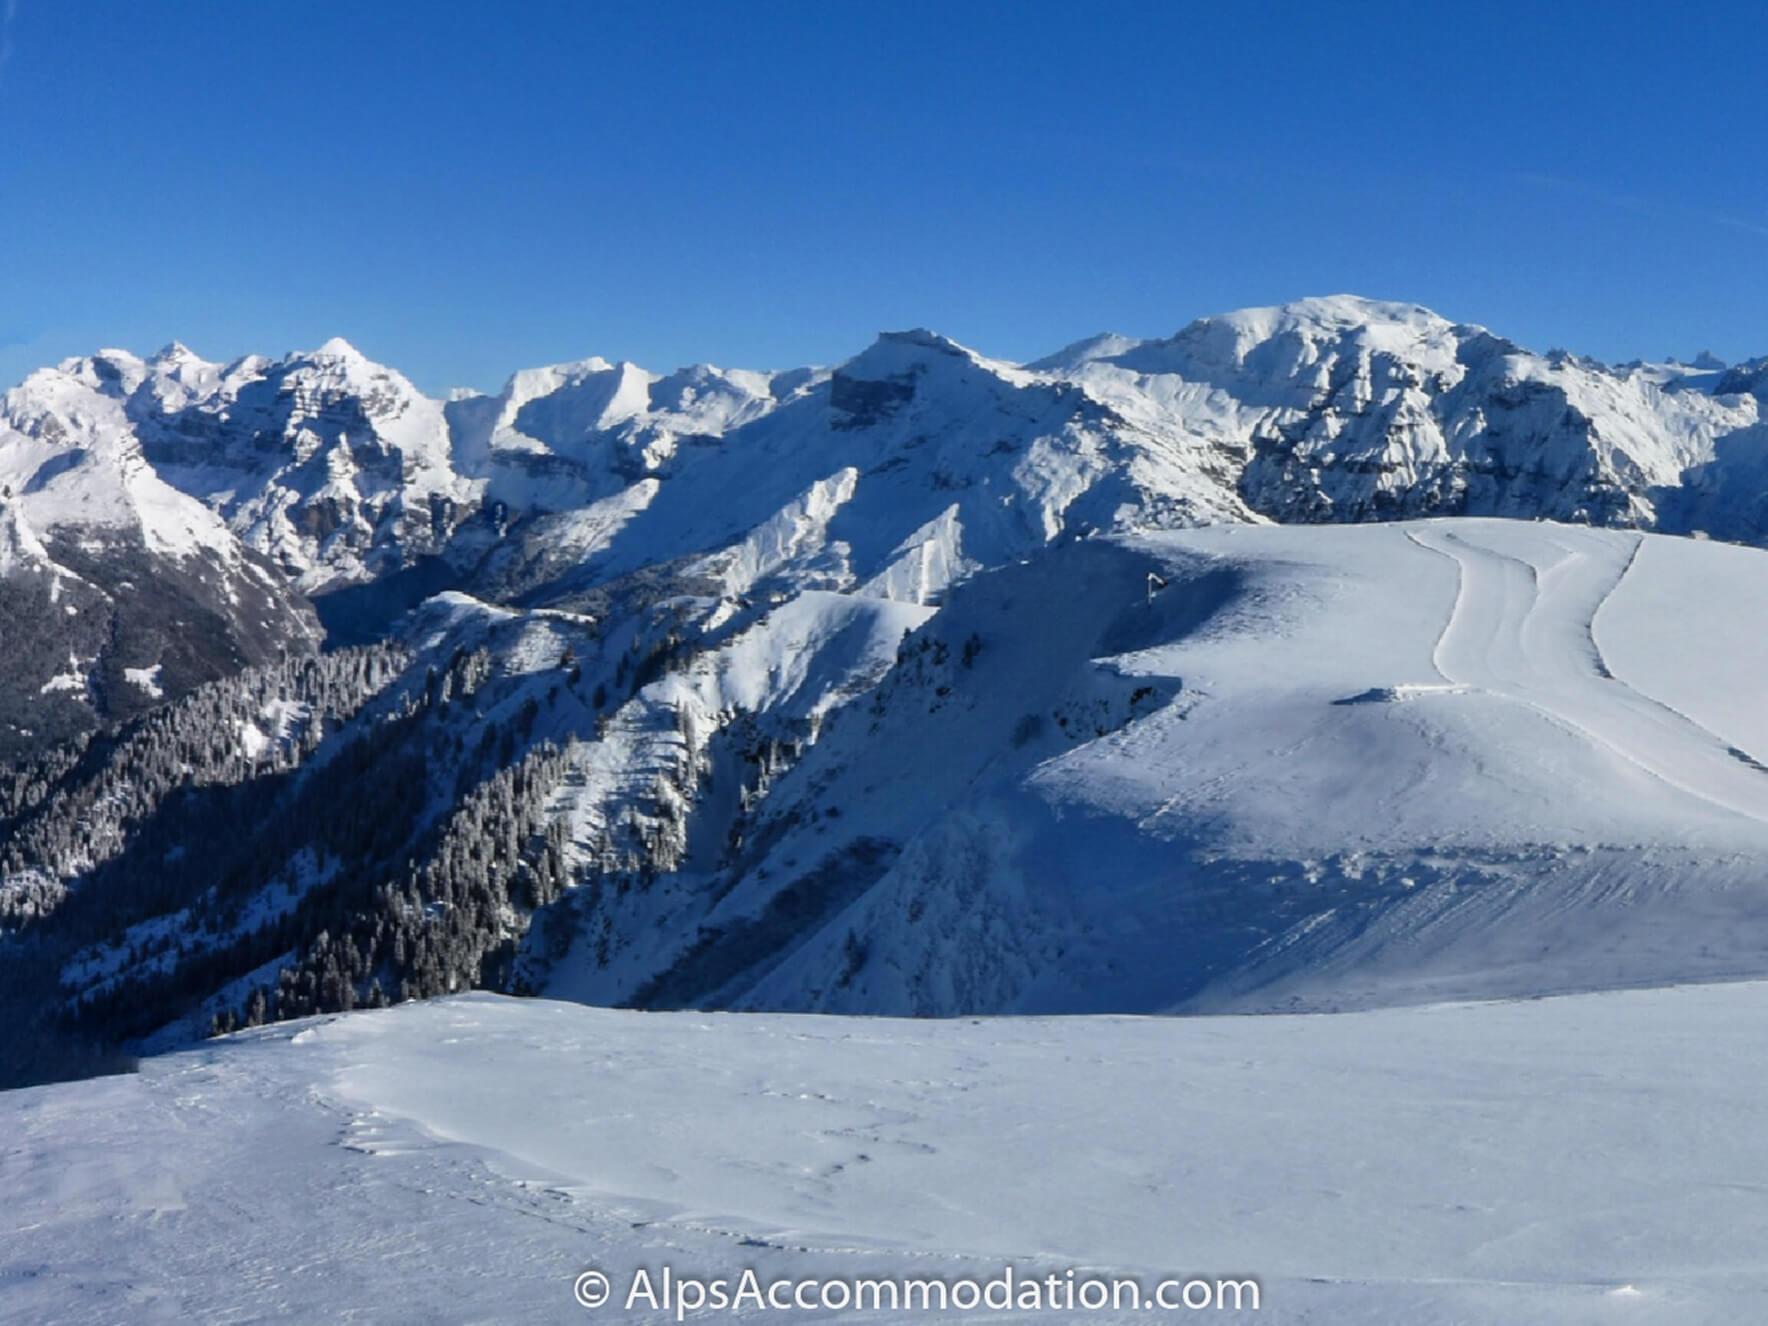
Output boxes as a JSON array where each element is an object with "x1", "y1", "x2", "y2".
[{"x1": 7, "y1": 985, "x2": 1767, "y2": 1324}]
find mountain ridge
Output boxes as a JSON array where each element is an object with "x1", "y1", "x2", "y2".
[
  {"x1": 8, "y1": 294, "x2": 1768, "y2": 1080},
  {"x1": 9, "y1": 293, "x2": 1764, "y2": 608}
]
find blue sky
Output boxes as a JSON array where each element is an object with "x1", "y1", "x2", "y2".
[{"x1": 2, "y1": 1, "x2": 1765, "y2": 394}]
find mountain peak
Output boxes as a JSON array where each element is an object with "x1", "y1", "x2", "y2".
[
  {"x1": 839, "y1": 329, "x2": 988, "y2": 383},
  {"x1": 1202, "y1": 294, "x2": 1455, "y2": 338},
  {"x1": 312, "y1": 336, "x2": 366, "y2": 361},
  {"x1": 88, "y1": 347, "x2": 147, "y2": 376},
  {"x1": 878, "y1": 327, "x2": 970, "y2": 353},
  {"x1": 1027, "y1": 331, "x2": 1142, "y2": 374},
  {"x1": 1110, "y1": 294, "x2": 1471, "y2": 386}
]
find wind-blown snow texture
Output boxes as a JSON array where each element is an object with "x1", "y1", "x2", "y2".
[{"x1": 7, "y1": 987, "x2": 1766, "y2": 1324}]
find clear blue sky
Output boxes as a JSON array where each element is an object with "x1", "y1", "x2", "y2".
[{"x1": 3, "y1": 1, "x2": 1765, "y2": 394}]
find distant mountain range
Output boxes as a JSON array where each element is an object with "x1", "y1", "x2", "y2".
[{"x1": 7, "y1": 295, "x2": 1768, "y2": 1083}]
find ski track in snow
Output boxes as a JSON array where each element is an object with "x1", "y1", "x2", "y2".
[{"x1": 1406, "y1": 523, "x2": 1768, "y2": 826}]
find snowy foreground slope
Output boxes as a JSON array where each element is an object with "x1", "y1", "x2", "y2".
[{"x1": 7, "y1": 986, "x2": 1767, "y2": 1324}]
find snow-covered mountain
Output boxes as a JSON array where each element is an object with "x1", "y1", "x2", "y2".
[
  {"x1": 460, "y1": 325, "x2": 1258, "y2": 615},
  {"x1": 108, "y1": 338, "x2": 477, "y2": 589},
  {"x1": 13, "y1": 296, "x2": 1768, "y2": 624},
  {"x1": 15, "y1": 513, "x2": 1768, "y2": 1063},
  {"x1": 1045, "y1": 296, "x2": 1763, "y2": 532},
  {"x1": 445, "y1": 354, "x2": 802, "y2": 515},
  {"x1": 10, "y1": 296, "x2": 1768, "y2": 1074},
  {"x1": 461, "y1": 300, "x2": 1768, "y2": 614},
  {"x1": 6, "y1": 298, "x2": 1766, "y2": 632},
  {"x1": 0, "y1": 362, "x2": 320, "y2": 757}
]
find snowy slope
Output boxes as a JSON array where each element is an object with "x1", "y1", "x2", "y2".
[
  {"x1": 534, "y1": 519, "x2": 1768, "y2": 1016},
  {"x1": 7, "y1": 985, "x2": 1768, "y2": 1324},
  {"x1": 37, "y1": 515, "x2": 1768, "y2": 1037}
]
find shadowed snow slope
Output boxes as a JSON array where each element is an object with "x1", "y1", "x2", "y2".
[
  {"x1": 6, "y1": 986, "x2": 1767, "y2": 1324},
  {"x1": 554, "y1": 518, "x2": 1768, "y2": 1016}
]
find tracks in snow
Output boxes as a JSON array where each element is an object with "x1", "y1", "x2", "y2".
[{"x1": 1405, "y1": 523, "x2": 1768, "y2": 828}]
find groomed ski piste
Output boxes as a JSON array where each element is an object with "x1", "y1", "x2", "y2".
[{"x1": 13, "y1": 516, "x2": 1768, "y2": 1323}]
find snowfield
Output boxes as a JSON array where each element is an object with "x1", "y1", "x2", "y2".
[{"x1": 7, "y1": 986, "x2": 1768, "y2": 1324}]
